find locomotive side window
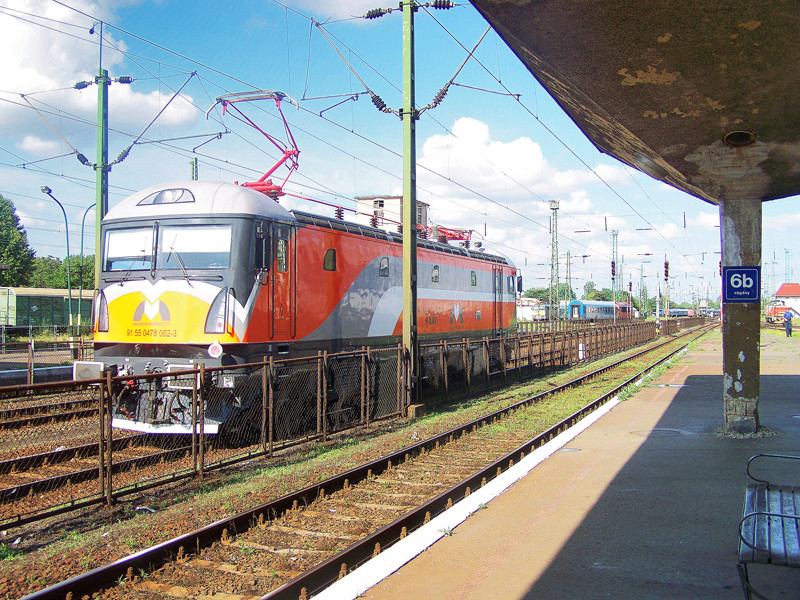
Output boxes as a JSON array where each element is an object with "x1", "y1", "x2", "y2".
[
  {"x1": 104, "y1": 228, "x2": 154, "y2": 271},
  {"x1": 507, "y1": 275, "x2": 514, "y2": 294},
  {"x1": 379, "y1": 257, "x2": 389, "y2": 277},
  {"x1": 471, "y1": 270, "x2": 477, "y2": 286},
  {"x1": 431, "y1": 265, "x2": 440, "y2": 283},
  {"x1": 158, "y1": 225, "x2": 232, "y2": 270},
  {"x1": 323, "y1": 248, "x2": 336, "y2": 271},
  {"x1": 255, "y1": 222, "x2": 269, "y2": 271},
  {"x1": 277, "y1": 239, "x2": 288, "y2": 272}
]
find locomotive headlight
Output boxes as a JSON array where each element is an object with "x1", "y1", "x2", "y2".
[
  {"x1": 208, "y1": 340, "x2": 223, "y2": 359},
  {"x1": 97, "y1": 292, "x2": 109, "y2": 332},
  {"x1": 204, "y1": 288, "x2": 228, "y2": 334}
]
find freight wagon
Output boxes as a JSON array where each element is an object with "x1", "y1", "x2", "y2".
[{"x1": 0, "y1": 287, "x2": 94, "y2": 330}]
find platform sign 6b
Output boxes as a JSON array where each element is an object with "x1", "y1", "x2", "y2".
[{"x1": 722, "y1": 266, "x2": 761, "y2": 303}]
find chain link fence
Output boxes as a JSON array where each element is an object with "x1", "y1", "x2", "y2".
[{"x1": 0, "y1": 319, "x2": 677, "y2": 525}]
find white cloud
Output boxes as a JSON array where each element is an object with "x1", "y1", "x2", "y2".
[
  {"x1": 765, "y1": 212, "x2": 800, "y2": 233},
  {"x1": 418, "y1": 117, "x2": 628, "y2": 209},
  {"x1": 284, "y1": 0, "x2": 378, "y2": 20},
  {"x1": 0, "y1": 1, "x2": 197, "y2": 135},
  {"x1": 691, "y1": 211, "x2": 720, "y2": 230},
  {"x1": 16, "y1": 135, "x2": 59, "y2": 156}
]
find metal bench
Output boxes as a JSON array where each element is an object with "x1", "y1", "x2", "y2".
[{"x1": 738, "y1": 454, "x2": 800, "y2": 600}]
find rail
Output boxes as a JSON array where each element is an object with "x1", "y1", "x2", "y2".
[
  {"x1": 19, "y1": 325, "x2": 713, "y2": 600},
  {"x1": 0, "y1": 319, "x2": 714, "y2": 528}
]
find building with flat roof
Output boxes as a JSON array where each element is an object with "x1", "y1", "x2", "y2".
[{"x1": 354, "y1": 195, "x2": 429, "y2": 234}]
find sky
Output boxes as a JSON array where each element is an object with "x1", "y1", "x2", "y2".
[{"x1": 0, "y1": 0, "x2": 798, "y2": 305}]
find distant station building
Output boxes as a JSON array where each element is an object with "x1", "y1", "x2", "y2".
[
  {"x1": 765, "y1": 283, "x2": 800, "y2": 322},
  {"x1": 355, "y1": 195, "x2": 429, "y2": 234},
  {"x1": 516, "y1": 297, "x2": 546, "y2": 321},
  {"x1": 774, "y1": 283, "x2": 800, "y2": 305}
]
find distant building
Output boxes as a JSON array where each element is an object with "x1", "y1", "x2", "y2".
[
  {"x1": 516, "y1": 297, "x2": 548, "y2": 321},
  {"x1": 769, "y1": 283, "x2": 800, "y2": 319},
  {"x1": 775, "y1": 282, "x2": 800, "y2": 300},
  {"x1": 355, "y1": 195, "x2": 429, "y2": 234}
]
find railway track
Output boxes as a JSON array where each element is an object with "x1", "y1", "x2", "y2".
[
  {"x1": 22, "y1": 325, "x2": 712, "y2": 600},
  {"x1": 0, "y1": 397, "x2": 97, "y2": 430},
  {"x1": 0, "y1": 434, "x2": 260, "y2": 528}
]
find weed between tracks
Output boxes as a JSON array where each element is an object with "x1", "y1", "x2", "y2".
[{"x1": 0, "y1": 334, "x2": 693, "y2": 599}]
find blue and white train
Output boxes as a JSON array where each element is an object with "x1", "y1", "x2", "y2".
[{"x1": 568, "y1": 299, "x2": 632, "y2": 321}]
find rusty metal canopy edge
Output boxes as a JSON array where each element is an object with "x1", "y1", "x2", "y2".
[{"x1": 470, "y1": 0, "x2": 800, "y2": 205}]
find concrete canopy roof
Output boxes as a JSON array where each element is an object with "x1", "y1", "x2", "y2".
[{"x1": 469, "y1": 1, "x2": 800, "y2": 205}]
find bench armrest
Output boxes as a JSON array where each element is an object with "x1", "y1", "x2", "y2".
[
  {"x1": 739, "y1": 511, "x2": 800, "y2": 552},
  {"x1": 746, "y1": 454, "x2": 800, "y2": 485}
]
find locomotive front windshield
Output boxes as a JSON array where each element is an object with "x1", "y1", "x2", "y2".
[{"x1": 104, "y1": 224, "x2": 233, "y2": 271}]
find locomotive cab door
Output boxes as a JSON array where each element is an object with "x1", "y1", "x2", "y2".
[
  {"x1": 493, "y1": 265, "x2": 503, "y2": 336},
  {"x1": 272, "y1": 223, "x2": 296, "y2": 338}
]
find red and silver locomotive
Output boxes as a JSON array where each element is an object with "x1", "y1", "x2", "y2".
[{"x1": 93, "y1": 180, "x2": 518, "y2": 434}]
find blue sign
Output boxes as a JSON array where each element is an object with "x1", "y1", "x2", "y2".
[{"x1": 722, "y1": 266, "x2": 761, "y2": 303}]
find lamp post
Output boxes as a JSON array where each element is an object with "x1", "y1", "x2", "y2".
[
  {"x1": 40, "y1": 186, "x2": 73, "y2": 335},
  {"x1": 78, "y1": 204, "x2": 94, "y2": 335}
]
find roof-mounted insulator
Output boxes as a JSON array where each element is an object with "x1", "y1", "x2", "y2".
[
  {"x1": 114, "y1": 145, "x2": 131, "y2": 165},
  {"x1": 371, "y1": 93, "x2": 392, "y2": 114},
  {"x1": 429, "y1": 0, "x2": 455, "y2": 9},
  {"x1": 431, "y1": 84, "x2": 449, "y2": 108},
  {"x1": 364, "y1": 8, "x2": 391, "y2": 19},
  {"x1": 335, "y1": 206, "x2": 344, "y2": 220}
]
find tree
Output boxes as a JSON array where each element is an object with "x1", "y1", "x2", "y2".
[
  {"x1": 523, "y1": 283, "x2": 575, "y2": 304},
  {"x1": 585, "y1": 287, "x2": 614, "y2": 301},
  {"x1": 69, "y1": 253, "x2": 95, "y2": 290},
  {"x1": 583, "y1": 280, "x2": 596, "y2": 298},
  {"x1": 30, "y1": 254, "x2": 95, "y2": 290},
  {"x1": 523, "y1": 287, "x2": 549, "y2": 302},
  {"x1": 31, "y1": 256, "x2": 65, "y2": 288},
  {"x1": 0, "y1": 195, "x2": 35, "y2": 287}
]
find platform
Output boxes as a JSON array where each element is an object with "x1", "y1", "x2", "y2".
[{"x1": 342, "y1": 330, "x2": 800, "y2": 599}]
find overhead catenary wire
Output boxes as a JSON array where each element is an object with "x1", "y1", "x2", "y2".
[
  {"x1": 7, "y1": 1, "x2": 585, "y2": 257},
  {"x1": 2, "y1": 1, "x2": 720, "y2": 291}
]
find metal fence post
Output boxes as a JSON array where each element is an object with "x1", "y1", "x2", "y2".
[
  {"x1": 198, "y1": 363, "x2": 205, "y2": 480},
  {"x1": 500, "y1": 339, "x2": 507, "y2": 385},
  {"x1": 361, "y1": 347, "x2": 367, "y2": 425},
  {"x1": 483, "y1": 338, "x2": 490, "y2": 389},
  {"x1": 316, "y1": 351, "x2": 323, "y2": 435},
  {"x1": 99, "y1": 371, "x2": 107, "y2": 496},
  {"x1": 322, "y1": 351, "x2": 329, "y2": 442},
  {"x1": 192, "y1": 367, "x2": 198, "y2": 474},
  {"x1": 27, "y1": 339, "x2": 33, "y2": 385},
  {"x1": 441, "y1": 340, "x2": 449, "y2": 402},
  {"x1": 261, "y1": 362, "x2": 268, "y2": 453},
  {"x1": 365, "y1": 347, "x2": 372, "y2": 426},
  {"x1": 105, "y1": 378, "x2": 113, "y2": 507},
  {"x1": 268, "y1": 357, "x2": 274, "y2": 457},
  {"x1": 397, "y1": 343, "x2": 404, "y2": 417}
]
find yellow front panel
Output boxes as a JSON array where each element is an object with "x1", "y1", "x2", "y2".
[{"x1": 98, "y1": 289, "x2": 239, "y2": 344}]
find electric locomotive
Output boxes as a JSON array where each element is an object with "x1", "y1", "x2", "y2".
[{"x1": 93, "y1": 180, "x2": 518, "y2": 434}]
